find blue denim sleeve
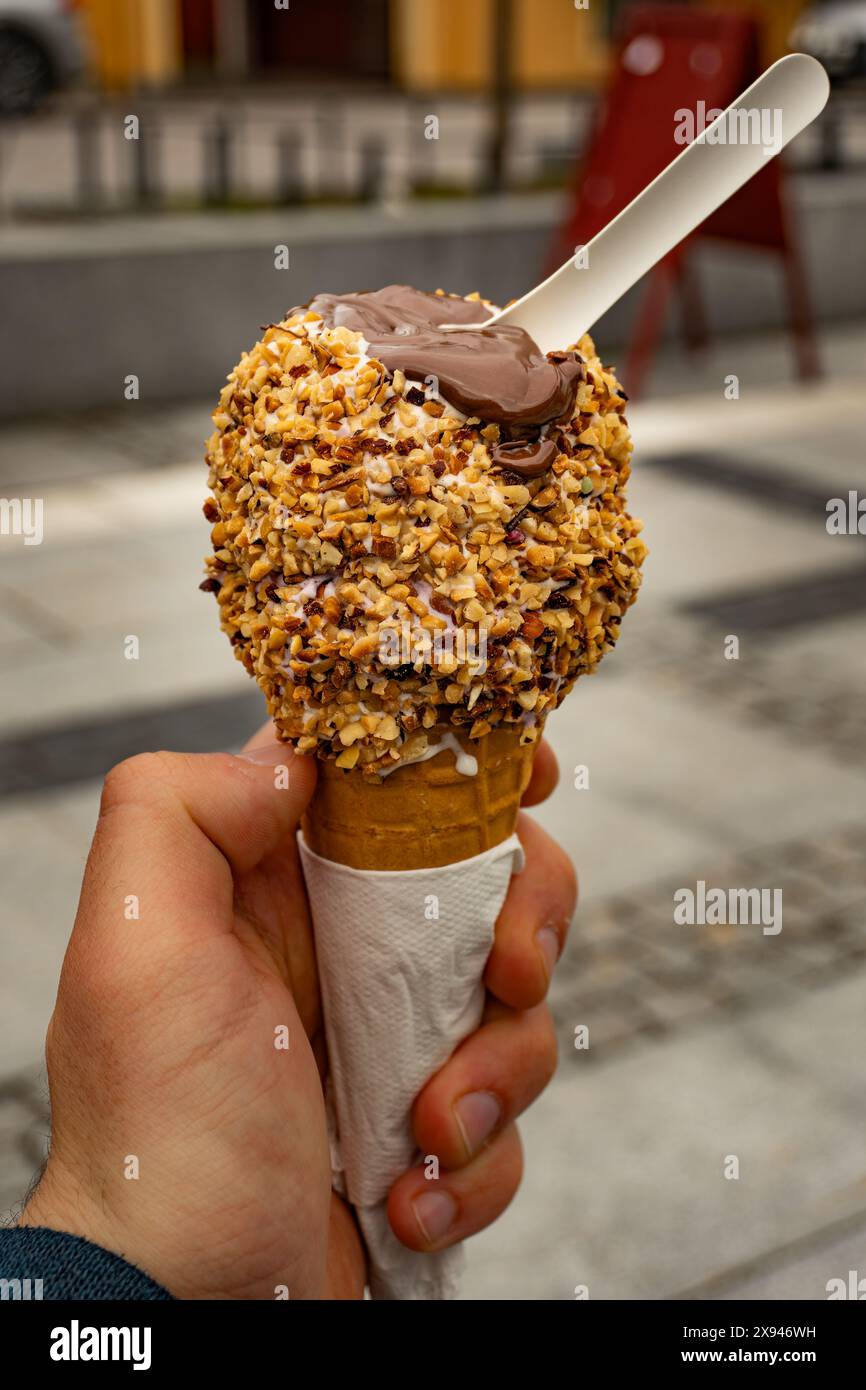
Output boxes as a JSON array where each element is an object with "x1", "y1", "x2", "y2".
[{"x1": 0, "y1": 1227, "x2": 174, "y2": 1300}]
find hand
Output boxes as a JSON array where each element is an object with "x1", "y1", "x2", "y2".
[{"x1": 21, "y1": 729, "x2": 576, "y2": 1299}]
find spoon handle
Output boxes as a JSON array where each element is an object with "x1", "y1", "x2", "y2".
[{"x1": 492, "y1": 54, "x2": 829, "y2": 352}]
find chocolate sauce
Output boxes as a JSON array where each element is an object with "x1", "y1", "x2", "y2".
[
  {"x1": 308, "y1": 284, "x2": 584, "y2": 478},
  {"x1": 490, "y1": 438, "x2": 557, "y2": 479}
]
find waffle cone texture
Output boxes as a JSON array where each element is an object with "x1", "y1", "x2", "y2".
[{"x1": 301, "y1": 725, "x2": 535, "y2": 870}]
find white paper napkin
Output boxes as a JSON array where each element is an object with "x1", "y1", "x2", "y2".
[{"x1": 298, "y1": 831, "x2": 525, "y2": 1300}]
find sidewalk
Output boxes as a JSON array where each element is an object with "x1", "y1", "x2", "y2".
[{"x1": 1, "y1": 326, "x2": 864, "y2": 1298}]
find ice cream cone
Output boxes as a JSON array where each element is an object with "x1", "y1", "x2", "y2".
[
  {"x1": 298, "y1": 722, "x2": 531, "y2": 1296},
  {"x1": 301, "y1": 725, "x2": 537, "y2": 871},
  {"x1": 206, "y1": 283, "x2": 645, "y2": 1298}
]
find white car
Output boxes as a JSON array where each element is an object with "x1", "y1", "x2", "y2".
[
  {"x1": 0, "y1": 0, "x2": 86, "y2": 114},
  {"x1": 792, "y1": 0, "x2": 866, "y2": 82}
]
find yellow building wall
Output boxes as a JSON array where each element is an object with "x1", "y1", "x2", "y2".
[
  {"x1": 80, "y1": 0, "x2": 182, "y2": 89},
  {"x1": 512, "y1": 0, "x2": 608, "y2": 87},
  {"x1": 391, "y1": 0, "x2": 608, "y2": 91},
  {"x1": 391, "y1": 0, "x2": 488, "y2": 88},
  {"x1": 77, "y1": 0, "x2": 814, "y2": 95}
]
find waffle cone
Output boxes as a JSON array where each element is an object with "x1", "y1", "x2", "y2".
[{"x1": 302, "y1": 725, "x2": 536, "y2": 870}]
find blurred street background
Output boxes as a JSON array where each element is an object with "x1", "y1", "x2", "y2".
[{"x1": 1, "y1": 0, "x2": 864, "y2": 1300}]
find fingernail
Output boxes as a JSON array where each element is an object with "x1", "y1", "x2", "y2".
[
  {"x1": 412, "y1": 1190, "x2": 457, "y2": 1245},
  {"x1": 536, "y1": 926, "x2": 561, "y2": 982},
  {"x1": 454, "y1": 1091, "x2": 501, "y2": 1158},
  {"x1": 238, "y1": 742, "x2": 288, "y2": 765}
]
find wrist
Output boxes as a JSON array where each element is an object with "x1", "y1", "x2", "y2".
[
  {"x1": 20, "y1": 1163, "x2": 179, "y2": 1296},
  {"x1": 21, "y1": 1163, "x2": 119, "y2": 1256},
  {"x1": 21, "y1": 1159, "x2": 284, "y2": 1301}
]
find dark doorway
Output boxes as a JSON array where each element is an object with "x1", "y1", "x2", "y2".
[
  {"x1": 251, "y1": 0, "x2": 391, "y2": 82},
  {"x1": 181, "y1": 0, "x2": 216, "y2": 66}
]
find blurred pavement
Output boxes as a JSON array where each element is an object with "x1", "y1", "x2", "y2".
[{"x1": 0, "y1": 324, "x2": 864, "y2": 1298}]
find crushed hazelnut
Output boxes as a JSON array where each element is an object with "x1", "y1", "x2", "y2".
[{"x1": 202, "y1": 293, "x2": 646, "y2": 776}]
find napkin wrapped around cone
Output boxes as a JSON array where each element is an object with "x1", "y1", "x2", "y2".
[{"x1": 299, "y1": 725, "x2": 531, "y2": 1298}]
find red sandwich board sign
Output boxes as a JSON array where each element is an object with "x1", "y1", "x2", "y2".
[{"x1": 551, "y1": 4, "x2": 818, "y2": 394}]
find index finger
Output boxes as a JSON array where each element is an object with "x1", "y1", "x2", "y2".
[
  {"x1": 484, "y1": 812, "x2": 577, "y2": 1010},
  {"x1": 521, "y1": 739, "x2": 559, "y2": 807}
]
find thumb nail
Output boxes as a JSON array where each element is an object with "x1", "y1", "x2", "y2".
[{"x1": 238, "y1": 741, "x2": 291, "y2": 766}]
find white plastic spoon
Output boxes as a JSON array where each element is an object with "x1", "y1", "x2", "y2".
[{"x1": 482, "y1": 53, "x2": 829, "y2": 351}]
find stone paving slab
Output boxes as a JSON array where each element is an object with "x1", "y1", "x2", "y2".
[
  {"x1": 462, "y1": 970, "x2": 866, "y2": 1300},
  {"x1": 625, "y1": 471, "x2": 856, "y2": 612},
  {"x1": 547, "y1": 822, "x2": 866, "y2": 1062},
  {"x1": 0, "y1": 688, "x2": 264, "y2": 798},
  {"x1": 535, "y1": 659, "x2": 866, "y2": 900},
  {"x1": 709, "y1": 1220, "x2": 866, "y2": 1301},
  {"x1": 0, "y1": 403, "x2": 212, "y2": 495},
  {"x1": 0, "y1": 616, "x2": 250, "y2": 743},
  {"x1": 624, "y1": 614, "x2": 866, "y2": 774}
]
